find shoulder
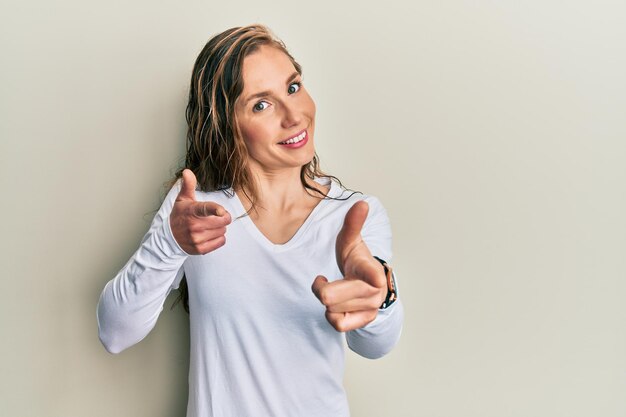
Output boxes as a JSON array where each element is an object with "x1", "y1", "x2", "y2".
[
  {"x1": 317, "y1": 178, "x2": 390, "y2": 229},
  {"x1": 327, "y1": 178, "x2": 387, "y2": 214}
]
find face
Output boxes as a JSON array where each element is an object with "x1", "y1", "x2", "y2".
[{"x1": 235, "y1": 45, "x2": 316, "y2": 175}]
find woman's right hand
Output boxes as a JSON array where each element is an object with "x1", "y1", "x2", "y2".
[{"x1": 170, "y1": 169, "x2": 232, "y2": 255}]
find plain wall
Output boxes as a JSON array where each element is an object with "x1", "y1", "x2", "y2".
[{"x1": 1, "y1": 0, "x2": 625, "y2": 416}]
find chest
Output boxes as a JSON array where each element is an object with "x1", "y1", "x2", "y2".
[
  {"x1": 182, "y1": 216, "x2": 343, "y2": 324},
  {"x1": 247, "y1": 198, "x2": 325, "y2": 245},
  {"x1": 250, "y1": 212, "x2": 309, "y2": 245}
]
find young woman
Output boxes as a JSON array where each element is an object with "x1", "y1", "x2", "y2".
[{"x1": 97, "y1": 24, "x2": 403, "y2": 417}]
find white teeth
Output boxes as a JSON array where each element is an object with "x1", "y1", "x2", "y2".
[{"x1": 280, "y1": 131, "x2": 306, "y2": 145}]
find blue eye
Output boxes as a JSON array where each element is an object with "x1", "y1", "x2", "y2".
[
  {"x1": 253, "y1": 101, "x2": 269, "y2": 112},
  {"x1": 288, "y1": 82, "x2": 301, "y2": 94}
]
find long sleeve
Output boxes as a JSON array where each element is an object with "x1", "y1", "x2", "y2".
[
  {"x1": 97, "y1": 181, "x2": 188, "y2": 354},
  {"x1": 345, "y1": 196, "x2": 404, "y2": 359}
]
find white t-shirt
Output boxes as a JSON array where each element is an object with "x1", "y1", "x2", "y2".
[{"x1": 97, "y1": 178, "x2": 404, "y2": 417}]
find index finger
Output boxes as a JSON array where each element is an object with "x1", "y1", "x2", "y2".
[
  {"x1": 193, "y1": 202, "x2": 229, "y2": 219},
  {"x1": 314, "y1": 278, "x2": 379, "y2": 307}
]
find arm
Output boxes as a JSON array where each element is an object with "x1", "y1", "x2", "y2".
[
  {"x1": 345, "y1": 196, "x2": 404, "y2": 359},
  {"x1": 97, "y1": 171, "x2": 232, "y2": 354},
  {"x1": 96, "y1": 181, "x2": 187, "y2": 354},
  {"x1": 311, "y1": 196, "x2": 404, "y2": 359}
]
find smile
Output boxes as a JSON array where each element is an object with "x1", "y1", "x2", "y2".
[{"x1": 278, "y1": 130, "x2": 307, "y2": 145}]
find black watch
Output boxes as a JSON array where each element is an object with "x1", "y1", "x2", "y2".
[{"x1": 374, "y1": 256, "x2": 398, "y2": 309}]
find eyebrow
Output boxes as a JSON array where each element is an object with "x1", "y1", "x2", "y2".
[{"x1": 243, "y1": 71, "x2": 300, "y2": 105}]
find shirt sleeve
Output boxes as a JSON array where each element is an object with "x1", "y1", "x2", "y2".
[
  {"x1": 345, "y1": 195, "x2": 404, "y2": 359},
  {"x1": 96, "y1": 180, "x2": 188, "y2": 354}
]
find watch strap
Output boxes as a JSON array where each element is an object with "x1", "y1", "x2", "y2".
[{"x1": 373, "y1": 256, "x2": 397, "y2": 309}]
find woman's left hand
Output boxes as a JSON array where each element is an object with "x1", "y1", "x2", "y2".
[{"x1": 311, "y1": 201, "x2": 387, "y2": 332}]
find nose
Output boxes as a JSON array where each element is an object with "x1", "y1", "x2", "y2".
[{"x1": 280, "y1": 101, "x2": 302, "y2": 129}]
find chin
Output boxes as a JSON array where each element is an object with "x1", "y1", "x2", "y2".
[{"x1": 301, "y1": 147, "x2": 316, "y2": 166}]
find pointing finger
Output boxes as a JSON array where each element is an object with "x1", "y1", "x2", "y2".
[
  {"x1": 339, "y1": 201, "x2": 369, "y2": 244},
  {"x1": 336, "y1": 201, "x2": 369, "y2": 272},
  {"x1": 192, "y1": 202, "x2": 230, "y2": 219}
]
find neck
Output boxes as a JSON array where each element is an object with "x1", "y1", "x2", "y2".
[{"x1": 236, "y1": 165, "x2": 325, "y2": 213}]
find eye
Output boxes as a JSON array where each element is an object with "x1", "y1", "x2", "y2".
[
  {"x1": 288, "y1": 82, "x2": 301, "y2": 95},
  {"x1": 253, "y1": 101, "x2": 269, "y2": 112}
]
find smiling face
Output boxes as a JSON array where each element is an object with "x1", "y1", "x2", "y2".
[{"x1": 235, "y1": 45, "x2": 316, "y2": 176}]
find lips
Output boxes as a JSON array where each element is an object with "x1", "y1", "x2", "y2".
[{"x1": 278, "y1": 129, "x2": 308, "y2": 148}]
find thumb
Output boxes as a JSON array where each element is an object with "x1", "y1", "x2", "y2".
[{"x1": 178, "y1": 169, "x2": 197, "y2": 201}]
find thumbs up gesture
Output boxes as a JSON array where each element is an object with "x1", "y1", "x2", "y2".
[
  {"x1": 169, "y1": 169, "x2": 232, "y2": 255},
  {"x1": 312, "y1": 201, "x2": 387, "y2": 332}
]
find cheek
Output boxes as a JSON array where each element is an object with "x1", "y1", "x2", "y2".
[
  {"x1": 304, "y1": 92, "x2": 316, "y2": 118},
  {"x1": 239, "y1": 120, "x2": 267, "y2": 148}
]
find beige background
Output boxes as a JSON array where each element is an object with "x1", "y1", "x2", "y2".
[{"x1": 1, "y1": 0, "x2": 625, "y2": 416}]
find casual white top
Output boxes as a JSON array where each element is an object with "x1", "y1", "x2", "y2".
[{"x1": 97, "y1": 178, "x2": 404, "y2": 417}]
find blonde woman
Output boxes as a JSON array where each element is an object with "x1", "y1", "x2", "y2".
[{"x1": 97, "y1": 24, "x2": 403, "y2": 417}]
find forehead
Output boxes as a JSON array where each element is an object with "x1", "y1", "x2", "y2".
[{"x1": 240, "y1": 45, "x2": 296, "y2": 90}]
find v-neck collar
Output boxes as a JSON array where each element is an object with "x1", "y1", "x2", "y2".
[{"x1": 230, "y1": 178, "x2": 340, "y2": 252}]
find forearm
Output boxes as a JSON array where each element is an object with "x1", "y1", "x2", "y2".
[
  {"x1": 346, "y1": 298, "x2": 404, "y2": 359},
  {"x1": 97, "y1": 214, "x2": 187, "y2": 354}
]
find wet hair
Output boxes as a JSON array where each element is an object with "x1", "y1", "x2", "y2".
[{"x1": 171, "y1": 24, "x2": 352, "y2": 313}]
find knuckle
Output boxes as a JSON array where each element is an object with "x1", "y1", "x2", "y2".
[
  {"x1": 204, "y1": 217, "x2": 220, "y2": 228},
  {"x1": 198, "y1": 243, "x2": 211, "y2": 255},
  {"x1": 326, "y1": 312, "x2": 347, "y2": 332},
  {"x1": 366, "y1": 285, "x2": 380, "y2": 297},
  {"x1": 201, "y1": 236, "x2": 226, "y2": 255},
  {"x1": 335, "y1": 321, "x2": 348, "y2": 332},
  {"x1": 319, "y1": 290, "x2": 333, "y2": 306}
]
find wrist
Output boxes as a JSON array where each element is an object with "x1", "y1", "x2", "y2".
[{"x1": 373, "y1": 256, "x2": 398, "y2": 309}]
